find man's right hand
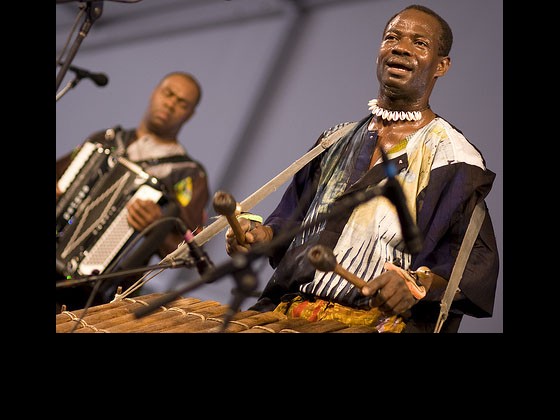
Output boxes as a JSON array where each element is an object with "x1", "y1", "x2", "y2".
[{"x1": 225, "y1": 218, "x2": 273, "y2": 255}]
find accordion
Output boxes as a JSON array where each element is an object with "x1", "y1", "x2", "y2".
[{"x1": 56, "y1": 154, "x2": 164, "y2": 277}]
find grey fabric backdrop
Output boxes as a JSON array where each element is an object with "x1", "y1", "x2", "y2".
[{"x1": 56, "y1": 0, "x2": 503, "y2": 333}]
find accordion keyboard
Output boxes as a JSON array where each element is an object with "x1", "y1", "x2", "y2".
[{"x1": 57, "y1": 142, "x2": 99, "y2": 193}]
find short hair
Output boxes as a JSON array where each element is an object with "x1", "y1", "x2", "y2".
[
  {"x1": 384, "y1": 5, "x2": 453, "y2": 57},
  {"x1": 160, "y1": 71, "x2": 203, "y2": 107}
]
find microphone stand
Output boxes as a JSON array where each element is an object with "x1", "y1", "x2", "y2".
[
  {"x1": 219, "y1": 255, "x2": 259, "y2": 333},
  {"x1": 55, "y1": 259, "x2": 194, "y2": 289},
  {"x1": 133, "y1": 186, "x2": 385, "y2": 327},
  {"x1": 56, "y1": 1, "x2": 104, "y2": 94},
  {"x1": 56, "y1": 73, "x2": 87, "y2": 102}
]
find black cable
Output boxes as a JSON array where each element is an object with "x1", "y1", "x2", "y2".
[
  {"x1": 68, "y1": 277, "x2": 102, "y2": 333},
  {"x1": 104, "y1": 216, "x2": 186, "y2": 273},
  {"x1": 63, "y1": 216, "x2": 187, "y2": 329}
]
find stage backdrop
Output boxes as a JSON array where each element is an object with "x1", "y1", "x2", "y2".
[{"x1": 56, "y1": 0, "x2": 503, "y2": 333}]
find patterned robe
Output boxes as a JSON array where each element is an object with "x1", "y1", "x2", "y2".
[{"x1": 251, "y1": 114, "x2": 499, "y2": 332}]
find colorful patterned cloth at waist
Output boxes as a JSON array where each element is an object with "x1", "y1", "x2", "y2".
[{"x1": 273, "y1": 295, "x2": 405, "y2": 333}]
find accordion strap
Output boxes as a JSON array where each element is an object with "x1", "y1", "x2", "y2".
[{"x1": 133, "y1": 154, "x2": 193, "y2": 167}]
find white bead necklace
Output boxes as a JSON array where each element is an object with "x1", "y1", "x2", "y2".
[{"x1": 368, "y1": 99, "x2": 428, "y2": 122}]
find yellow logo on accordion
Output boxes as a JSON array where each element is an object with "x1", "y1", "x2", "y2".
[{"x1": 174, "y1": 176, "x2": 193, "y2": 207}]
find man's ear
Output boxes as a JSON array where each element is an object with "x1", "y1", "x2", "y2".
[{"x1": 435, "y1": 56, "x2": 451, "y2": 77}]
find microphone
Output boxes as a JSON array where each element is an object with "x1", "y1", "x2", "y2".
[
  {"x1": 379, "y1": 147, "x2": 423, "y2": 254},
  {"x1": 67, "y1": 64, "x2": 108, "y2": 87},
  {"x1": 185, "y1": 230, "x2": 215, "y2": 276}
]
